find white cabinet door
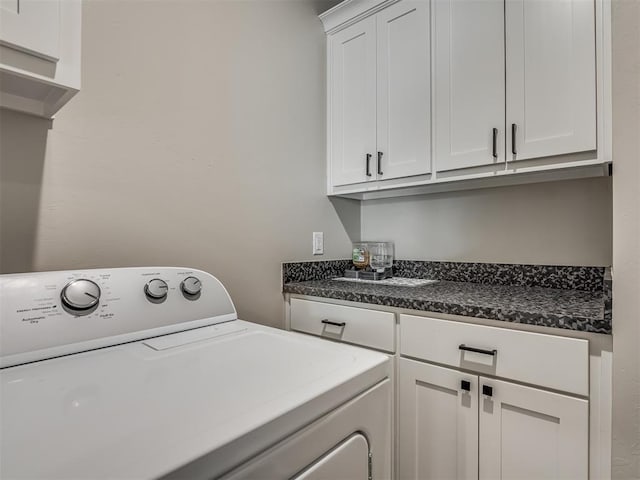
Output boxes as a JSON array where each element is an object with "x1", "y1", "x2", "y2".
[
  {"x1": 479, "y1": 377, "x2": 589, "y2": 480},
  {"x1": 376, "y1": 0, "x2": 431, "y2": 180},
  {"x1": 398, "y1": 358, "x2": 478, "y2": 480},
  {"x1": 294, "y1": 434, "x2": 370, "y2": 480},
  {"x1": 0, "y1": 0, "x2": 60, "y2": 61},
  {"x1": 505, "y1": 0, "x2": 597, "y2": 161},
  {"x1": 433, "y1": 0, "x2": 505, "y2": 172},
  {"x1": 329, "y1": 16, "x2": 377, "y2": 187}
]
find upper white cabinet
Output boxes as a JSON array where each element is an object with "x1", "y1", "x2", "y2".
[
  {"x1": 435, "y1": 0, "x2": 597, "y2": 173},
  {"x1": 375, "y1": 1, "x2": 431, "y2": 181},
  {"x1": 321, "y1": 0, "x2": 611, "y2": 199},
  {"x1": 0, "y1": 0, "x2": 60, "y2": 61},
  {"x1": 328, "y1": 0, "x2": 431, "y2": 187},
  {"x1": 505, "y1": 0, "x2": 597, "y2": 162},
  {"x1": 329, "y1": 16, "x2": 377, "y2": 186},
  {"x1": 433, "y1": 0, "x2": 506, "y2": 172},
  {"x1": 0, "y1": 0, "x2": 81, "y2": 118}
]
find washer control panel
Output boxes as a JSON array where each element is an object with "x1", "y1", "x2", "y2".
[{"x1": 0, "y1": 267, "x2": 237, "y2": 368}]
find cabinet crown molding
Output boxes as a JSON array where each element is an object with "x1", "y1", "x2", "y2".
[{"x1": 319, "y1": 0, "x2": 401, "y2": 34}]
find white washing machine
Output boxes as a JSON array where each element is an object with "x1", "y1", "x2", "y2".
[{"x1": 0, "y1": 267, "x2": 391, "y2": 479}]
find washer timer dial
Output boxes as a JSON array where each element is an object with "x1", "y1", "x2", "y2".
[
  {"x1": 61, "y1": 279, "x2": 101, "y2": 313},
  {"x1": 181, "y1": 276, "x2": 202, "y2": 296}
]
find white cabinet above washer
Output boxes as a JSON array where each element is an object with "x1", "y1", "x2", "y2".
[
  {"x1": 1, "y1": 0, "x2": 60, "y2": 61},
  {"x1": 328, "y1": 0, "x2": 431, "y2": 187},
  {"x1": 0, "y1": 0, "x2": 81, "y2": 119},
  {"x1": 321, "y1": 0, "x2": 611, "y2": 200}
]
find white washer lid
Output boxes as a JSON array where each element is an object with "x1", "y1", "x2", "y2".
[{"x1": 0, "y1": 320, "x2": 389, "y2": 479}]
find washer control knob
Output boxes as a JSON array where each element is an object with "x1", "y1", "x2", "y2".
[
  {"x1": 181, "y1": 276, "x2": 202, "y2": 296},
  {"x1": 61, "y1": 279, "x2": 101, "y2": 312},
  {"x1": 145, "y1": 279, "x2": 169, "y2": 300}
]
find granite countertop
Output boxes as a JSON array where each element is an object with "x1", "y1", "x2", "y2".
[{"x1": 282, "y1": 261, "x2": 611, "y2": 334}]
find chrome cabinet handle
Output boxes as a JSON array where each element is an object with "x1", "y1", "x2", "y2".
[
  {"x1": 366, "y1": 153, "x2": 372, "y2": 177},
  {"x1": 377, "y1": 151, "x2": 383, "y2": 175},
  {"x1": 511, "y1": 123, "x2": 517, "y2": 155},
  {"x1": 459, "y1": 344, "x2": 497, "y2": 356},
  {"x1": 492, "y1": 128, "x2": 498, "y2": 159},
  {"x1": 321, "y1": 319, "x2": 346, "y2": 327}
]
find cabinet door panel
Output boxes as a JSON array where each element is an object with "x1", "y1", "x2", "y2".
[
  {"x1": 506, "y1": 0, "x2": 596, "y2": 161},
  {"x1": 0, "y1": 0, "x2": 60, "y2": 61},
  {"x1": 434, "y1": 0, "x2": 505, "y2": 171},
  {"x1": 376, "y1": 0, "x2": 431, "y2": 180},
  {"x1": 399, "y1": 358, "x2": 477, "y2": 480},
  {"x1": 479, "y1": 377, "x2": 589, "y2": 479},
  {"x1": 329, "y1": 17, "x2": 377, "y2": 187}
]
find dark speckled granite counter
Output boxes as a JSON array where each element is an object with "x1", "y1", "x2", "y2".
[{"x1": 282, "y1": 260, "x2": 611, "y2": 334}]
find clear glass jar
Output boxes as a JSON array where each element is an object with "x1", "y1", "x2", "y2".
[{"x1": 368, "y1": 242, "x2": 394, "y2": 272}]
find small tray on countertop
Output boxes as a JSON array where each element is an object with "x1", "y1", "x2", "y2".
[
  {"x1": 334, "y1": 277, "x2": 439, "y2": 287},
  {"x1": 344, "y1": 268, "x2": 393, "y2": 281}
]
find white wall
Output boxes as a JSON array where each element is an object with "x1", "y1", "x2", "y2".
[
  {"x1": 0, "y1": 0, "x2": 357, "y2": 328},
  {"x1": 611, "y1": 1, "x2": 640, "y2": 477},
  {"x1": 361, "y1": 177, "x2": 612, "y2": 265}
]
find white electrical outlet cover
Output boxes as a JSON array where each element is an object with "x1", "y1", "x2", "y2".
[{"x1": 313, "y1": 232, "x2": 324, "y2": 255}]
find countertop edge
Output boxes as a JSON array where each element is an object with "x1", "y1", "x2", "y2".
[{"x1": 282, "y1": 282, "x2": 611, "y2": 335}]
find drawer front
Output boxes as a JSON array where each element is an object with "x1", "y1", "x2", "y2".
[
  {"x1": 290, "y1": 298, "x2": 395, "y2": 352},
  {"x1": 400, "y1": 314, "x2": 589, "y2": 396}
]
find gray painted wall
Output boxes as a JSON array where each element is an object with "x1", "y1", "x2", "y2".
[
  {"x1": 611, "y1": 1, "x2": 640, "y2": 477},
  {"x1": 361, "y1": 177, "x2": 612, "y2": 265}
]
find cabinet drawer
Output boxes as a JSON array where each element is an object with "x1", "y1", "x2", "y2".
[
  {"x1": 290, "y1": 299, "x2": 395, "y2": 352},
  {"x1": 400, "y1": 315, "x2": 588, "y2": 396}
]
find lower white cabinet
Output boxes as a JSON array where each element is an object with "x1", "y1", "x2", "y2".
[
  {"x1": 399, "y1": 359, "x2": 589, "y2": 480},
  {"x1": 479, "y1": 377, "x2": 588, "y2": 479},
  {"x1": 398, "y1": 314, "x2": 590, "y2": 479},
  {"x1": 398, "y1": 359, "x2": 478, "y2": 479},
  {"x1": 286, "y1": 298, "x2": 600, "y2": 479}
]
